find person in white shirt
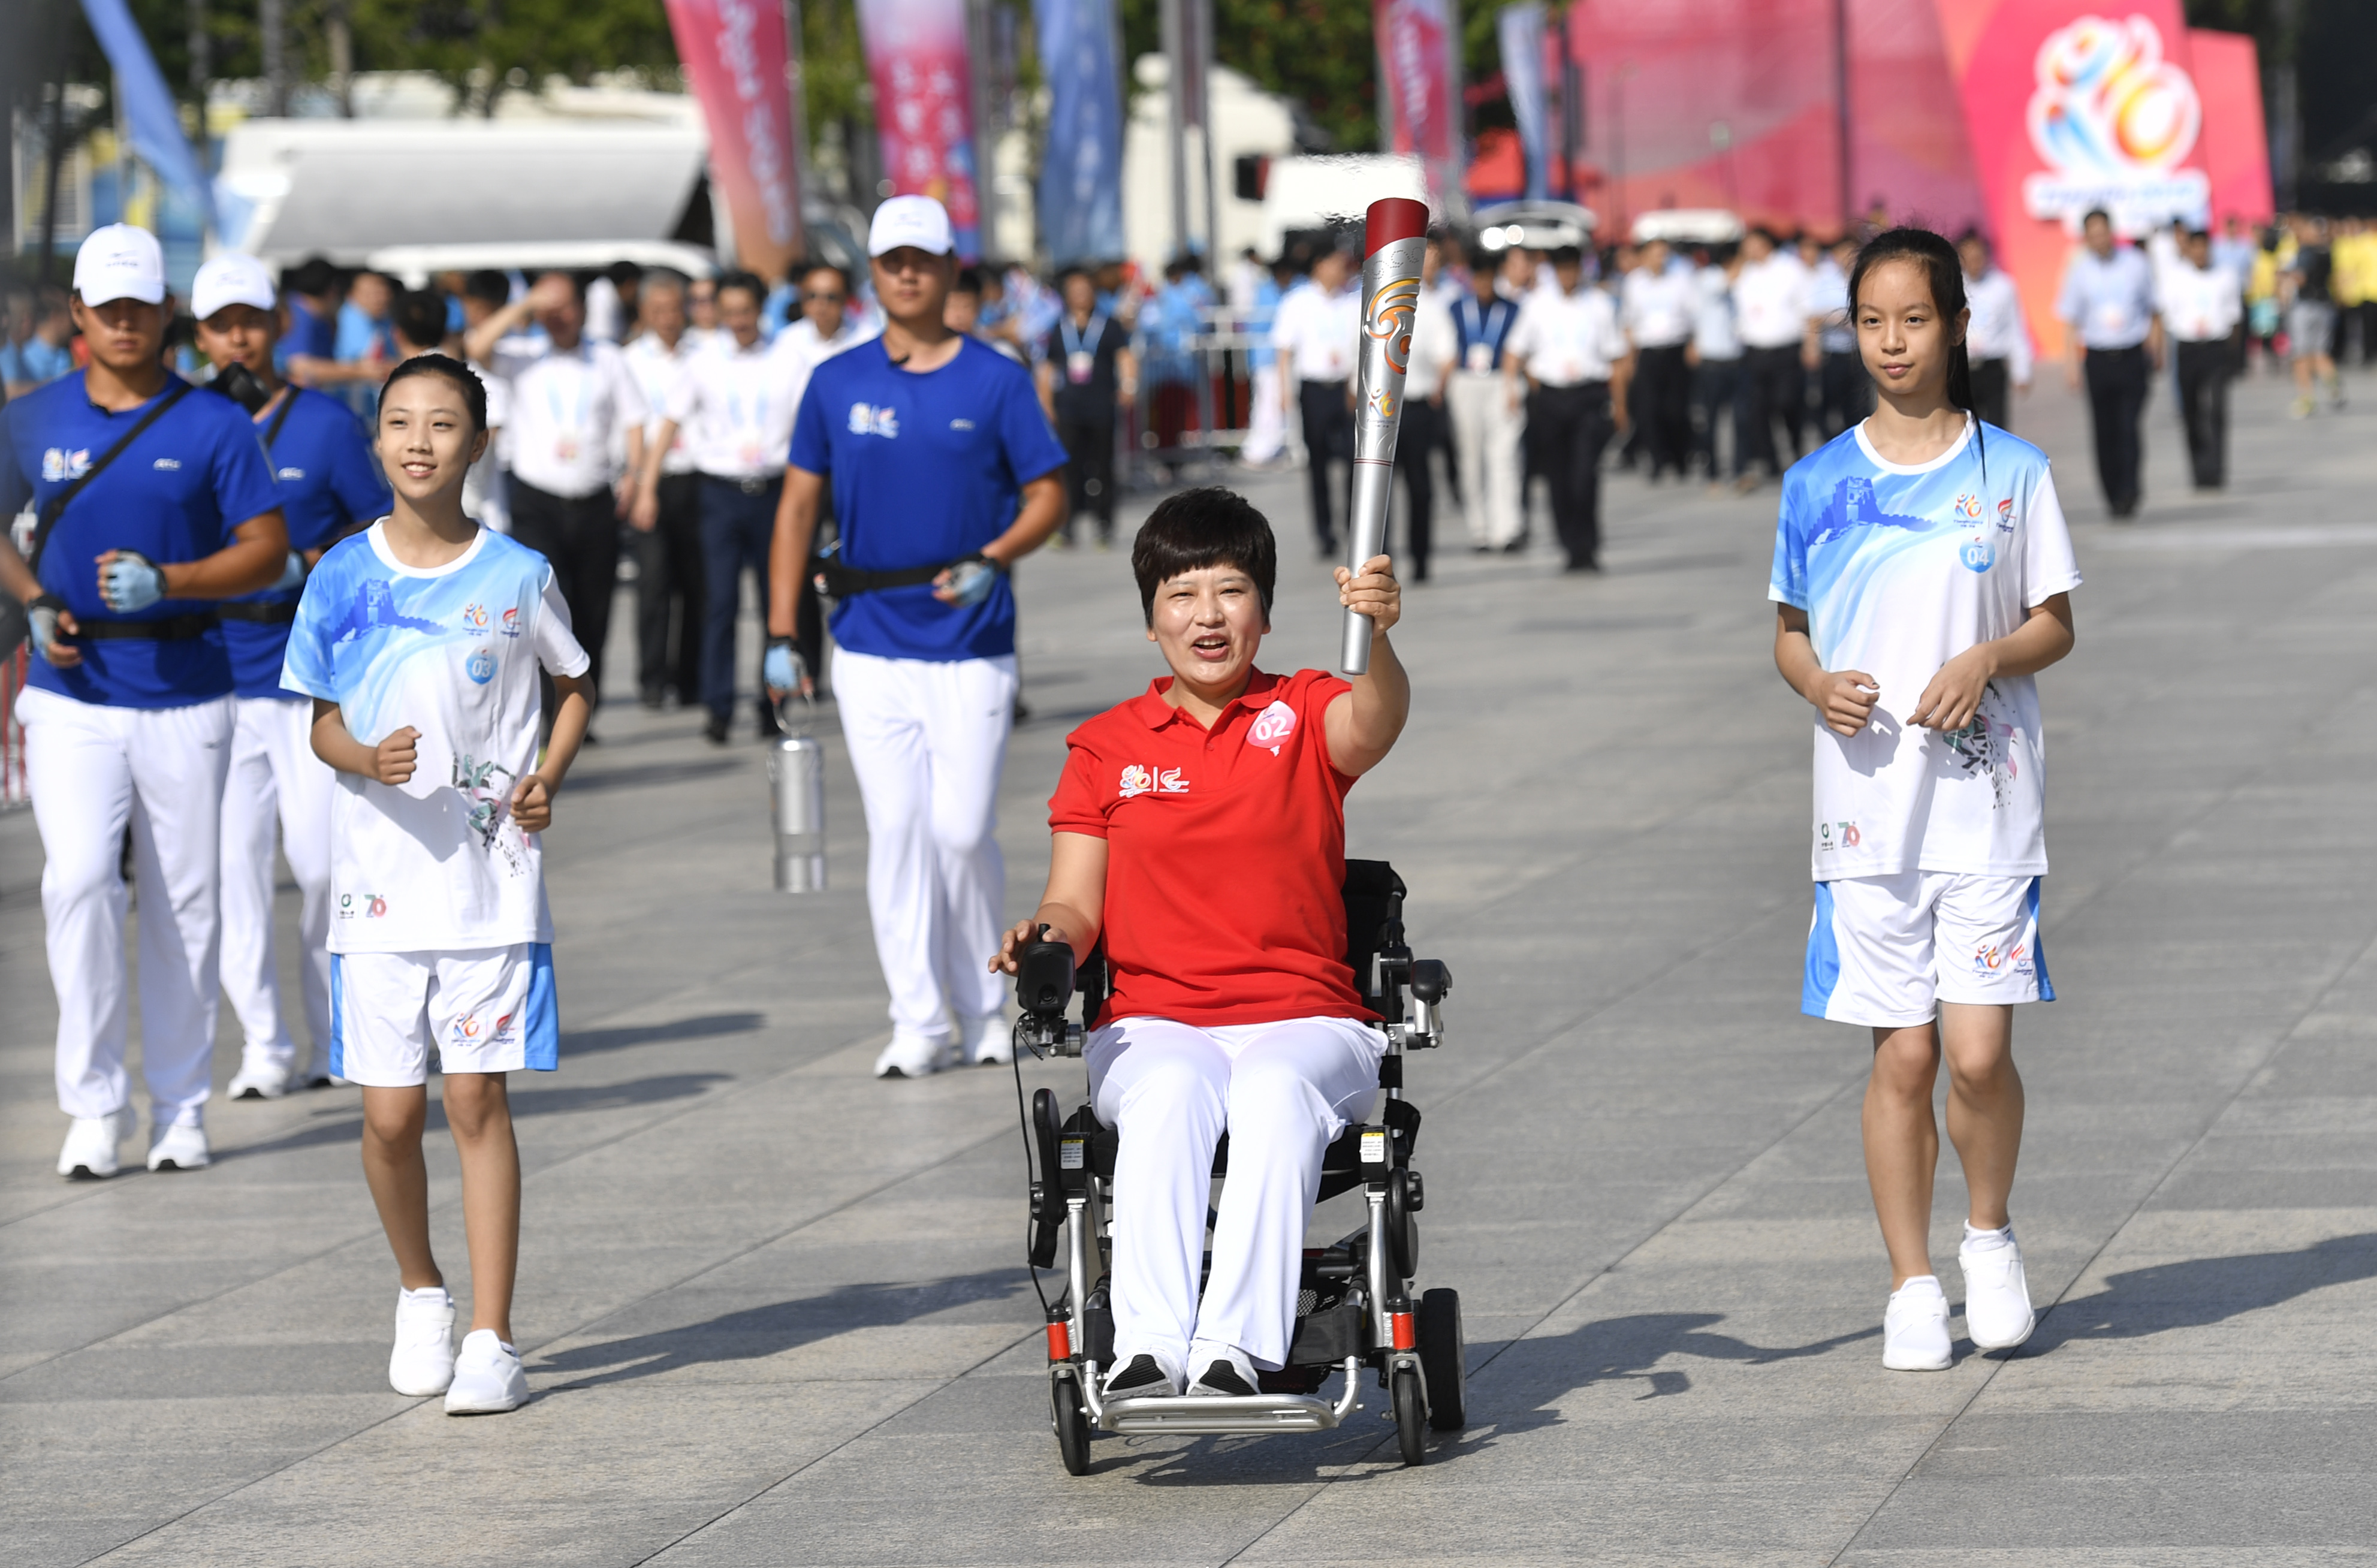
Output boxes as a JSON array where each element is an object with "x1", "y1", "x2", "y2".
[
  {"x1": 1391, "y1": 234, "x2": 1459, "y2": 583},
  {"x1": 1271, "y1": 247, "x2": 1362, "y2": 557},
  {"x1": 1448, "y1": 248, "x2": 1527, "y2": 551},
  {"x1": 1504, "y1": 245, "x2": 1633, "y2": 572},
  {"x1": 2162, "y1": 228, "x2": 2244, "y2": 490},
  {"x1": 630, "y1": 272, "x2": 808, "y2": 744},
  {"x1": 1687, "y1": 245, "x2": 1746, "y2": 489},
  {"x1": 1770, "y1": 226, "x2": 2079, "y2": 1375},
  {"x1": 2055, "y1": 208, "x2": 2163, "y2": 518},
  {"x1": 1732, "y1": 228, "x2": 1819, "y2": 489},
  {"x1": 1808, "y1": 236, "x2": 1872, "y2": 440},
  {"x1": 1620, "y1": 239, "x2": 1697, "y2": 480},
  {"x1": 768, "y1": 263, "x2": 877, "y2": 683},
  {"x1": 620, "y1": 272, "x2": 706, "y2": 710},
  {"x1": 463, "y1": 272, "x2": 650, "y2": 717},
  {"x1": 1956, "y1": 231, "x2": 2032, "y2": 432}
]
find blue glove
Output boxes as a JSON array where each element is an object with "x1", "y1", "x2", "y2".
[
  {"x1": 944, "y1": 557, "x2": 997, "y2": 608},
  {"x1": 27, "y1": 599, "x2": 63, "y2": 664},
  {"x1": 274, "y1": 550, "x2": 306, "y2": 592},
  {"x1": 100, "y1": 551, "x2": 165, "y2": 613},
  {"x1": 763, "y1": 642, "x2": 804, "y2": 693}
]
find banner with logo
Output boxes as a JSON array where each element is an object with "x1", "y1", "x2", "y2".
[
  {"x1": 1497, "y1": 4, "x2": 1548, "y2": 203},
  {"x1": 1035, "y1": 0, "x2": 1126, "y2": 265},
  {"x1": 664, "y1": 0, "x2": 803, "y2": 281},
  {"x1": 1378, "y1": 0, "x2": 1462, "y2": 213},
  {"x1": 1933, "y1": 1, "x2": 2213, "y2": 351},
  {"x1": 858, "y1": 0, "x2": 984, "y2": 259}
]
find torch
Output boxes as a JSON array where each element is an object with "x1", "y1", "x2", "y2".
[{"x1": 1340, "y1": 195, "x2": 1431, "y2": 677}]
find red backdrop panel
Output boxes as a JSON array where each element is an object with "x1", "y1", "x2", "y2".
[{"x1": 2188, "y1": 28, "x2": 2274, "y2": 227}]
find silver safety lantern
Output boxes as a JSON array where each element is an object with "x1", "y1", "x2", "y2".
[{"x1": 767, "y1": 685, "x2": 826, "y2": 892}]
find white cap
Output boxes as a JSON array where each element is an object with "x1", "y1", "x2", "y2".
[
  {"x1": 73, "y1": 224, "x2": 168, "y2": 307},
  {"x1": 868, "y1": 195, "x2": 956, "y2": 258},
  {"x1": 191, "y1": 252, "x2": 277, "y2": 321}
]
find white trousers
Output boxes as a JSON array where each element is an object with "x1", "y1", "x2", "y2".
[
  {"x1": 1448, "y1": 370, "x2": 1525, "y2": 547},
  {"x1": 219, "y1": 695, "x2": 335, "y2": 1074},
  {"x1": 831, "y1": 648, "x2": 1016, "y2": 1050},
  {"x1": 1241, "y1": 365, "x2": 1288, "y2": 464},
  {"x1": 19, "y1": 686, "x2": 234, "y2": 1123},
  {"x1": 1089, "y1": 1014, "x2": 1383, "y2": 1373}
]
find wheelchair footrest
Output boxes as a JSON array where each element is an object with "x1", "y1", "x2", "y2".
[{"x1": 1100, "y1": 1391, "x2": 1352, "y2": 1435}]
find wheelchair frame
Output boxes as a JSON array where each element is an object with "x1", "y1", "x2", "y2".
[{"x1": 1011, "y1": 860, "x2": 1463, "y2": 1470}]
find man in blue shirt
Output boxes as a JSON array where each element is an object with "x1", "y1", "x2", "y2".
[
  {"x1": 0, "y1": 225, "x2": 290, "y2": 1179},
  {"x1": 767, "y1": 195, "x2": 1069, "y2": 1078},
  {"x1": 2055, "y1": 209, "x2": 2164, "y2": 518},
  {"x1": 189, "y1": 251, "x2": 391, "y2": 1100}
]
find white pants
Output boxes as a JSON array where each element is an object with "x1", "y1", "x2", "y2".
[
  {"x1": 1241, "y1": 365, "x2": 1288, "y2": 464},
  {"x1": 1448, "y1": 370, "x2": 1525, "y2": 547},
  {"x1": 219, "y1": 695, "x2": 335, "y2": 1075},
  {"x1": 19, "y1": 686, "x2": 234, "y2": 1123},
  {"x1": 1089, "y1": 1014, "x2": 1384, "y2": 1373},
  {"x1": 1806, "y1": 872, "x2": 2053, "y2": 1028},
  {"x1": 331, "y1": 943, "x2": 559, "y2": 1086},
  {"x1": 831, "y1": 648, "x2": 1016, "y2": 1052}
]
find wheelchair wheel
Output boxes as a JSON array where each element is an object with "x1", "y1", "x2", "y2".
[
  {"x1": 1419, "y1": 1287, "x2": 1467, "y2": 1431},
  {"x1": 1390, "y1": 1363, "x2": 1426, "y2": 1467},
  {"x1": 1051, "y1": 1372, "x2": 1092, "y2": 1476}
]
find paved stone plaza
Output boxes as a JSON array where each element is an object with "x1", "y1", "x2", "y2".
[{"x1": 5, "y1": 372, "x2": 2376, "y2": 1564}]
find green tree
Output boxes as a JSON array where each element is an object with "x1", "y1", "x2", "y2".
[{"x1": 1120, "y1": 0, "x2": 1378, "y2": 152}]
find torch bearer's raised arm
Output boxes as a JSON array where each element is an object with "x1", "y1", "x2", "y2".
[{"x1": 1341, "y1": 197, "x2": 1431, "y2": 676}]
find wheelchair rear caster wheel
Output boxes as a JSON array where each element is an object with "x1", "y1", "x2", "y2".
[
  {"x1": 1419, "y1": 1287, "x2": 1467, "y2": 1430},
  {"x1": 1391, "y1": 1363, "x2": 1426, "y2": 1466},
  {"x1": 1052, "y1": 1374, "x2": 1091, "y2": 1476}
]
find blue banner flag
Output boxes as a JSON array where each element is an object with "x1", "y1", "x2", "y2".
[
  {"x1": 80, "y1": 0, "x2": 217, "y2": 231},
  {"x1": 1497, "y1": 3, "x2": 1548, "y2": 203},
  {"x1": 1034, "y1": 0, "x2": 1126, "y2": 266}
]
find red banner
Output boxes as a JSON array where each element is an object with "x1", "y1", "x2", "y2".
[
  {"x1": 2187, "y1": 28, "x2": 2273, "y2": 228},
  {"x1": 665, "y1": 0, "x2": 804, "y2": 282},
  {"x1": 858, "y1": 0, "x2": 983, "y2": 258},
  {"x1": 1376, "y1": 0, "x2": 1460, "y2": 209}
]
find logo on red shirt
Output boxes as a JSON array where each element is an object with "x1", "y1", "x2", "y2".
[
  {"x1": 1118, "y1": 764, "x2": 1188, "y2": 798},
  {"x1": 1247, "y1": 699, "x2": 1297, "y2": 755}
]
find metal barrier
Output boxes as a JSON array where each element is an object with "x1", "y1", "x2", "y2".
[{"x1": 1127, "y1": 308, "x2": 1268, "y2": 488}]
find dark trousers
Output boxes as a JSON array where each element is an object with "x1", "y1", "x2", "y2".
[
  {"x1": 1741, "y1": 345, "x2": 1806, "y2": 476},
  {"x1": 1690, "y1": 357, "x2": 1746, "y2": 477},
  {"x1": 1056, "y1": 416, "x2": 1117, "y2": 542},
  {"x1": 697, "y1": 474, "x2": 782, "y2": 723},
  {"x1": 1633, "y1": 344, "x2": 1692, "y2": 477},
  {"x1": 509, "y1": 477, "x2": 622, "y2": 710},
  {"x1": 1817, "y1": 350, "x2": 1873, "y2": 439},
  {"x1": 1392, "y1": 396, "x2": 1441, "y2": 580},
  {"x1": 635, "y1": 471, "x2": 705, "y2": 705},
  {"x1": 2174, "y1": 339, "x2": 2231, "y2": 489},
  {"x1": 1299, "y1": 379, "x2": 1353, "y2": 551},
  {"x1": 2083, "y1": 345, "x2": 2150, "y2": 515},
  {"x1": 1971, "y1": 358, "x2": 2011, "y2": 432},
  {"x1": 1530, "y1": 381, "x2": 1614, "y2": 568}
]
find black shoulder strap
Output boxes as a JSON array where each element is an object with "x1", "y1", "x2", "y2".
[
  {"x1": 26, "y1": 379, "x2": 193, "y2": 577},
  {"x1": 262, "y1": 387, "x2": 300, "y2": 451}
]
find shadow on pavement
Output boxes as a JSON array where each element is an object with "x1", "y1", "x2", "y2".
[
  {"x1": 532, "y1": 1270, "x2": 1028, "y2": 1390},
  {"x1": 218, "y1": 1072, "x2": 734, "y2": 1159},
  {"x1": 558, "y1": 759, "x2": 744, "y2": 794},
  {"x1": 2022, "y1": 1232, "x2": 2377, "y2": 1355},
  {"x1": 561, "y1": 1012, "x2": 767, "y2": 1057}
]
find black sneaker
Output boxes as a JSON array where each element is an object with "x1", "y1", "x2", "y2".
[
  {"x1": 1187, "y1": 1358, "x2": 1257, "y2": 1397},
  {"x1": 1101, "y1": 1353, "x2": 1179, "y2": 1401},
  {"x1": 702, "y1": 714, "x2": 730, "y2": 746}
]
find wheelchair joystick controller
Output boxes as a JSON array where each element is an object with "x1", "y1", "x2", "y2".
[{"x1": 1014, "y1": 925, "x2": 1085, "y2": 1058}]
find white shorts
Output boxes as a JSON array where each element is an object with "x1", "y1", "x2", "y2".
[
  {"x1": 330, "y1": 943, "x2": 559, "y2": 1087},
  {"x1": 1803, "y1": 872, "x2": 2054, "y2": 1029}
]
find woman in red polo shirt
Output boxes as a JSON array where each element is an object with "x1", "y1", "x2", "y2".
[{"x1": 993, "y1": 486, "x2": 1407, "y2": 1404}]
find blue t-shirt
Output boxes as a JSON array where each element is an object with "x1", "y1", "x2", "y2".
[
  {"x1": 2, "y1": 336, "x2": 76, "y2": 388},
  {"x1": 0, "y1": 374, "x2": 281, "y2": 708},
  {"x1": 788, "y1": 336, "x2": 1067, "y2": 661},
  {"x1": 280, "y1": 298, "x2": 336, "y2": 372},
  {"x1": 224, "y1": 388, "x2": 389, "y2": 699}
]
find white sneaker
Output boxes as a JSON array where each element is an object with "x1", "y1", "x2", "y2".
[
  {"x1": 1883, "y1": 1275, "x2": 1953, "y2": 1371},
  {"x1": 873, "y1": 1032, "x2": 947, "y2": 1079},
  {"x1": 57, "y1": 1108, "x2": 134, "y2": 1180},
  {"x1": 146, "y1": 1119, "x2": 211, "y2": 1172},
  {"x1": 963, "y1": 1012, "x2": 1013, "y2": 1067},
  {"x1": 444, "y1": 1328, "x2": 529, "y2": 1414},
  {"x1": 228, "y1": 1057, "x2": 300, "y2": 1100},
  {"x1": 389, "y1": 1287, "x2": 457, "y2": 1395},
  {"x1": 1186, "y1": 1343, "x2": 1261, "y2": 1397},
  {"x1": 1960, "y1": 1225, "x2": 2037, "y2": 1351}
]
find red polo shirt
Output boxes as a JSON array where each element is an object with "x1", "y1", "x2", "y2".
[{"x1": 1048, "y1": 667, "x2": 1374, "y2": 1028}]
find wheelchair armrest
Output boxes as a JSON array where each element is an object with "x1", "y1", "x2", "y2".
[{"x1": 1409, "y1": 959, "x2": 1451, "y2": 1004}]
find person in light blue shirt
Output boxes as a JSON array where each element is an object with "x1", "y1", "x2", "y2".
[
  {"x1": 768, "y1": 195, "x2": 1069, "y2": 1079},
  {"x1": 2055, "y1": 209, "x2": 2164, "y2": 518},
  {"x1": 334, "y1": 270, "x2": 400, "y2": 417}
]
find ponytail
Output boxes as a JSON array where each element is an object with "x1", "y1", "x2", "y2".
[{"x1": 1849, "y1": 224, "x2": 1987, "y2": 480}]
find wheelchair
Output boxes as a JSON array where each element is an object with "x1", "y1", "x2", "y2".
[{"x1": 1009, "y1": 860, "x2": 1464, "y2": 1472}]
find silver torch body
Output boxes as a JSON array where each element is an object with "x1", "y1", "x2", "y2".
[
  {"x1": 1340, "y1": 195, "x2": 1432, "y2": 676},
  {"x1": 767, "y1": 696, "x2": 828, "y2": 892}
]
